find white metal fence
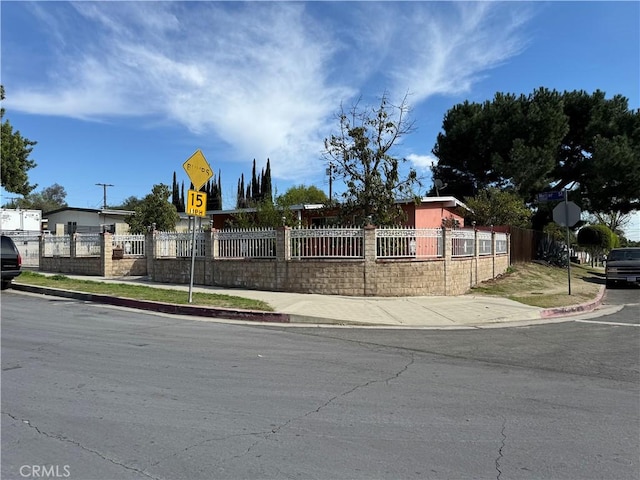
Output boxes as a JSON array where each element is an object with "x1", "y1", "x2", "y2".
[
  {"x1": 3, "y1": 231, "x2": 41, "y2": 266},
  {"x1": 451, "y1": 229, "x2": 475, "y2": 257},
  {"x1": 154, "y1": 232, "x2": 206, "y2": 258},
  {"x1": 291, "y1": 227, "x2": 364, "y2": 259},
  {"x1": 113, "y1": 234, "x2": 145, "y2": 256},
  {"x1": 43, "y1": 235, "x2": 71, "y2": 257},
  {"x1": 376, "y1": 228, "x2": 443, "y2": 258},
  {"x1": 216, "y1": 228, "x2": 276, "y2": 258},
  {"x1": 495, "y1": 232, "x2": 508, "y2": 254},
  {"x1": 34, "y1": 228, "x2": 510, "y2": 262},
  {"x1": 477, "y1": 230, "x2": 493, "y2": 256},
  {"x1": 75, "y1": 234, "x2": 101, "y2": 257}
]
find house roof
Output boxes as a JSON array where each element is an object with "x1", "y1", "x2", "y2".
[
  {"x1": 209, "y1": 197, "x2": 470, "y2": 216},
  {"x1": 209, "y1": 203, "x2": 325, "y2": 215},
  {"x1": 44, "y1": 207, "x2": 135, "y2": 216},
  {"x1": 395, "y1": 196, "x2": 471, "y2": 211}
]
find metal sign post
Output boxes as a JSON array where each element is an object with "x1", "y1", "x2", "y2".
[
  {"x1": 552, "y1": 191, "x2": 581, "y2": 296},
  {"x1": 188, "y1": 220, "x2": 197, "y2": 303},
  {"x1": 564, "y1": 190, "x2": 571, "y2": 295},
  {"x1": 183, "y1": 150, "x2": 213, "y2": 304}
]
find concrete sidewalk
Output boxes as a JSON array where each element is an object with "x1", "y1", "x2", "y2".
[{"x1": 13, "y1": 273, "x2": 607, "y2": 328}]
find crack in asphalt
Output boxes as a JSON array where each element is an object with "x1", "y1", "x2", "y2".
[
  {"x1": 495, "y1": 416, "x2": 507, "y2": 480},
  {"x1": 159, "y1": 353, "x2": 416, "y2": 472},
  {"x1": 270, "y1": 352, "x2": 415, "y2": 436},
  {"x1": 2, "y1": 411, "x2": 161, "y2": 480}
]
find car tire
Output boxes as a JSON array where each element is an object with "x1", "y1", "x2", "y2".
[{"x1": 1, "y1": 280, "x2": 10, "y2": 290}]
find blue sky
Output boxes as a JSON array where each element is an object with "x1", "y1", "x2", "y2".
[{"x1": 1, "y1": 1, "x2": 639, "y2": 239}]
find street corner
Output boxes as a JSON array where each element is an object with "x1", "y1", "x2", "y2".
[{"x1": 540, "y1": 286, "x2": 606, "y2": 318}]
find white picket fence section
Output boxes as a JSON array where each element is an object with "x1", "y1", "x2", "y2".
[
  {"x1": 154, "y1": 232, "x2": 206, "y2": 258},
  {"x1": 495, "y1": 232, "x2": 508, "y2": 254},
  {"x1": 216, "y1": 228, "x2": 276, "y2": 258},
  {"x1": 37, "y1": 228, "x2": 509, "y2": 261},
  {"x1": 477, "y1": 230, "x2": 493, "y2": 256},
  {"x1": 291, "y1": 227, "x2": 364, "y2": 259},
  {"x1": 113, "y1": 234, "x2": 145, "y2": 256},
  {"x1": 43, "y1": 235, "x2": 71, "y2": 257},
  {"x1": 75, "y1": 234, "x2": 101, "y2": 257},
  {"x1": 2, "y1": 231, "x2": 41, "y2": 266},
  {"x1": 376, "y1": 228, "x2": 443, "y2": 258},
  {"x1": 451, "y1": 229, "x2": 476, "y2": 257}
]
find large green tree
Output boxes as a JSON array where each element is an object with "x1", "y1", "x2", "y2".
[
  {"x1": 323, "y1": 92, "x2": 421, "y2": 226},
  {"x1": 276, "y1": 185, "x2": 328, "y2": 207},
  {"x1": 125, "y1": 184, "x2": 180, "y2": 234},
  {"x1": 2, "y1": 183, "x2": 68, "y2": 213},
  {"x1": 463, "y1": 188, "x2": 532, "y2": 228},
  {"x1": 111, "y1": 195, "x2": 143, "y2": 211},
  {"x1": 1, "y1": 85, "x2": 38, "y2": 195},
  {"x1": 431, "y1": 88, "x2": 640, "y2": 217}
]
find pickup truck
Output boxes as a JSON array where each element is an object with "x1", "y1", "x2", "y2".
[{"x1": 605, "y1": 247, "x2": 640, "y2": 287}]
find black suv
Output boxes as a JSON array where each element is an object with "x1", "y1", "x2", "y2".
[{"x1": 1, "y1": 235, "x2": 22, "y2": 289}]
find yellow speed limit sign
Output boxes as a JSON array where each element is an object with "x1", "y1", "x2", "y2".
[{"x1": 186, "y1": 190, "x2": 207, "y2": 217}]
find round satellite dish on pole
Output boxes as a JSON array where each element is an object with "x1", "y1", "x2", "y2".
[
  {"x1": 433, "y1": 178, "x2": 447, "y2": 196},
  {"x1": 553, "y1": 201, "x2": 581, "y2": 227}
]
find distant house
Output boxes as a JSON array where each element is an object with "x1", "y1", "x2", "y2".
[
  {"x1": 45, "y1": 207, "x2": 136, "y2": 235},
  {"x1": 210, "y1": 196, "x2": 470, "y2": 229},
  {"x1": 45, "y1": 207, "x2": 194, "y2": 234},
  {"x1": 397, "y1": 196, "x2": 469, "y2": 228}
]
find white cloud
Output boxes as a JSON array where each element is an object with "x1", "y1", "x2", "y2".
[
  {"x1": 406, "y1": 153, "x2": 437, "y2": 172},
  {"x1": 384, "y1": 2, "x2": 532, "y2": 103},
  {"x1": 4, "y1": 2, "x2": 532, "y2": 183}
]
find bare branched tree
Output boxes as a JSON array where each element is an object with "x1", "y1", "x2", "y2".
[{"x1": 323, "y1": 92, "x2": 421, "y2": 226}]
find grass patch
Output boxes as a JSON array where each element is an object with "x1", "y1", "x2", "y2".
[
  {"x1": 470, "y1": 262, "x2": 604, "y2": 308},
  {"x1": 16, "y1": 271, "x2": 274, "y2": 312}
]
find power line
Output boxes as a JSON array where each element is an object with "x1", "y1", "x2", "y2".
[{"x1": 95, "y1": 183, "x2": 114, "y2": 209}]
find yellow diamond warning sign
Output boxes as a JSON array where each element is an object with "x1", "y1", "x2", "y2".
[{"x1": 183, "y1": 149, "x2": 213, "y2": 191}]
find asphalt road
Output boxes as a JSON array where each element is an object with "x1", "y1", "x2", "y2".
[{"x1": 1, "y1": 288, "x2": 639, "y2": 480}]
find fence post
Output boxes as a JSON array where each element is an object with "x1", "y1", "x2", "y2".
[
  {"x1": 70, "y1": 233, "x2": 78, "y2": 259},
  {"x1": 204, "y1": 229, "x2": 215, "y2": 285},
  {"x1": 100, "y1": 232, "x2": 113, "y2": 276},
  {"x1": 363, "y1": 224, "x2": 376, "y2": 296},
  {"x1": 39, "y1": 235, "x2": 45, "y2": 269},
  {"x1": 210, "y1": 228, "x2": 219, "y2": 259},
  {"x1": 491, "y1": 229, "x2": 496, "y2": 279},
  {"x1": 443, "y1": 227, "x2": 451, "y2": 295},
  {"x1": 473, "y1": 227, "x2": 479, "y2": 286},
  {"x1": 276, "y1": 227, "x2": 291, "y2": 261},
  {"x1": 145, "y1": 231, "x2": 155, "y2": 280}
]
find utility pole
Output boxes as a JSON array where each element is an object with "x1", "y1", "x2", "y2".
[
  {"x1": 327, "y1": 163, "x2": 333, "y2": 202},
  {"x1": 95, "y1": 183, "x2": 114, "y2": 209}
]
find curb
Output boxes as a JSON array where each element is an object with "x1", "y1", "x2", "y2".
[
  {"x1": 540, "y1": 286, "x2": 606, "y2": 318},
  {"x1": 13, "y1": 283, "x2": 291, "y2": 324}
]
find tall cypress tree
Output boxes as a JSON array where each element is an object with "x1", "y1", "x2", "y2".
[
  {"x1": 251, "y1": 159, "x2": 260, "y2": 204},
  {"x1": 237, "y1": 174, "x2": 246, "y2": 208},
  {"x1": 263, "y1": 158, "x2": 272, "y2": 203},
  {"x1": 171, "y1": 171, "x2": 181, "y2": 211},
  {"x1": 216, "y1": 171, "x2": 223, "y2": 210}
]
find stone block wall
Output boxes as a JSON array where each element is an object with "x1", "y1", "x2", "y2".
[
  {"x1": 39, "y1": 229, "x2": 510, "y2": 297},
  {"x1": 40, "y1": 256, "x2": 102, "y2": 276}
]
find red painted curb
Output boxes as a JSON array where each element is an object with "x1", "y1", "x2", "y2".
[
  {"x1": 540, "y1": 286, "x2": 606, "y2": 318},
  {"x1": 13, "y1": 283, "x2": 290, "y2": 323}
]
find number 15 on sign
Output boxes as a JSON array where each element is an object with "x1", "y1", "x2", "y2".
[{"x1": 187, "y1": 190, "x2": 207, "y2": 217}]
